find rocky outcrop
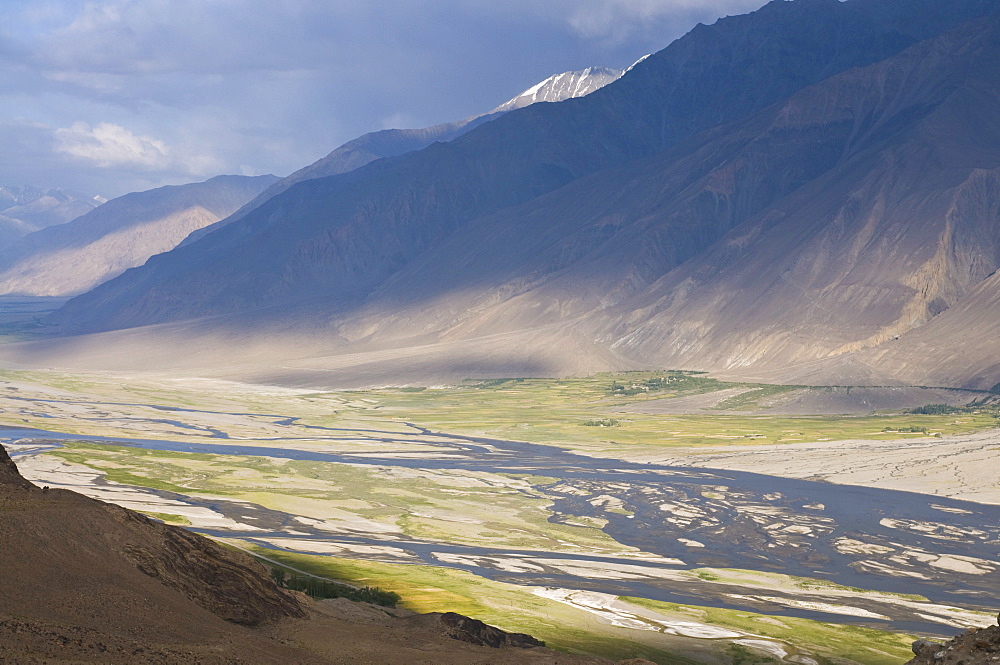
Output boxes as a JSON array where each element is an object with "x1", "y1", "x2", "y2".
[
  {"x1": 114, "y1": 506, "x2": 306, "y2": 626},
  {"x1": 908, "y1": 615, "x2": 1000, "y2": 665},
  {"x1": 0, "y1": 442, "x2": 32, "y2": 490},
  {"x1": 402, "y1": 611, "x2": 545, "y2": 648}
]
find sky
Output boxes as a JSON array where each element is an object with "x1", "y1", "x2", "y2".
[{"x1": 1, "y1": 0, "x2": 768, "y2": 198}]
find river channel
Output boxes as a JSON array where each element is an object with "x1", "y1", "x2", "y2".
[{"x1": 4, "y1": 412, "x2": 998, "y2": 636}]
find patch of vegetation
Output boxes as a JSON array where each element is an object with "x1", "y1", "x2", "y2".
[
  {"x1": 241, "y1": 546, "x2": 684, "y2": 664},
  {"x1": 268, "y1": 567, "x2": 400, "y2": 607},
  {"x1": 139, "y1": 511, "x2": 192, "y2": 526},
  {"x1": 465, "y1": 378, "x2": 527, "y2": 389},
  {"x1": 622, "y1": 596, "x2": 916, "y2": 665},
  {"x1": 608, "y1": 371, "x2": 727, "y2": 397},
  {"x1": 47, "y1": 443, "x2": 631, "y2": 555},
  {"x1": 354, "y1": 374, "x2": 1000, "y2": 457},
  {"x1": 582, "y1": 418, "x2": 620, "y2": 427},
  {"x1": 728, "y1": 643, "x2": 777, "y2": 665},
  {"x1": 907, "y1": 404, "x2": 962, "y2": 415},
  {"x1": 881, "y1": 426, "x2": 929, "y2": 433}
]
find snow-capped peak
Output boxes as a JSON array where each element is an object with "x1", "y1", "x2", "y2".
[{"x1": 490, "y1": 66, "x2": 624, "y2": 114}]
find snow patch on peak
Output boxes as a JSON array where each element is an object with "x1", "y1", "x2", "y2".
[{"x1": 491, "y1": 66, "x2": 624, "y2": 114}]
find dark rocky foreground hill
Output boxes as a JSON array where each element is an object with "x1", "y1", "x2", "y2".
[{"x1": 0, "y1": 444, "x2": 618, "y2": 664}]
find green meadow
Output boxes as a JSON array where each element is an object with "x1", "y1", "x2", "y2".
[
  {"x1": 239, "y1": 545, "x2": 919, "y2": 665},
  {"x1": 295, "y1": 373, "x2": 999, "y2": 458}
]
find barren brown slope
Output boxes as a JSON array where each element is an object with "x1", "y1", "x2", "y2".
[
  {"x1": 0, "y1": 445, "x2": 324, "y2": 664},
  {"x1": 842, "y1": 267, "x2": 1000, "y2": 390},
  {"x1": 0, "y1": 445, "x2": 616, "y2": 664}
]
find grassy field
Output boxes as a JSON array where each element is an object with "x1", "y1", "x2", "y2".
[
  {"x1": 292, "y1": 373, "x2": 1000, "y2": 457},
  {"x1": 241, "y1": 544, "x2": 685, "y2": 663},
  {"x1": 237, "y1": 545, "x2": 919, "y2": 665},
  {"x1": 620, "y1": 596, "x2": 915, "y2": 665},
  {"x1": 3, "y1": 370, "x2": 996, "y2": 460}
]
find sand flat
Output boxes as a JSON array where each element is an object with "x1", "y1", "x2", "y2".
[{"x1": 646, "y1": 430, "x2": 1000, "y2": 504}]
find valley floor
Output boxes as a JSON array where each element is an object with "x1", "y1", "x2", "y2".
[{"x1": 0, "y1": 364, "x2": 997, "y2": 664}]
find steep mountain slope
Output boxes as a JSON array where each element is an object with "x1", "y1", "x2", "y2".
[
  {"x1": 0, "y1": 174, "x2": 277, "y2": 297},
  {"x1": 187, "y1": 66, "x2": 625, "y2": 246},
  {"x1": 54, "y1": 0, "x2": 993, "y2": 337},
  {"x1": 590, "y1": 14, "x2": 1000, "y2": 387}
]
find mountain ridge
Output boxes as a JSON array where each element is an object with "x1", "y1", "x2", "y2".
[
  {"x1": 185, "y1": 66, "x2": 624, "y2": 247},
  {"x1": 56, "y1": 0, "x2": 989, "y2": 329},
  {"x1": 0, "y1": 185, "x2": 102, "y2": 245}
]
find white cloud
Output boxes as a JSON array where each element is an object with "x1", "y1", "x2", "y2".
[{"x1": 53, "y1": 121, "x2": 169, "y2": 168}]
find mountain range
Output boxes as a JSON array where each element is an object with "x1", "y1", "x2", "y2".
[
  {"x1": 0, "y1": 67, "x2": 619, "y2": 302},
  {"x1": 21, "y1": 0, "x2": 1000, "y2": 391}
]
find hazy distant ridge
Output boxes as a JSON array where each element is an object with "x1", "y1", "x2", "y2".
[
  {"x1": 0, "y1": 186, "x2": 102, "y2": 246},
  {"x1": 0, "y1": 174, "x2": 277, "y2": 297}
]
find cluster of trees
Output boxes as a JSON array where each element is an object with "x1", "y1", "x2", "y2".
[
  {"x1": 582, "y1": 418, "x2": 620, "y2": 427},
  {"x1": 906, "y1": 403, "x2": 962, "y2": 415},
  {"x1": 607, "y1": 372, "x2": 720, "y2": 397},
  {"x1": 270, "y1": 568, "x2": 401, "y2": 607}
]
